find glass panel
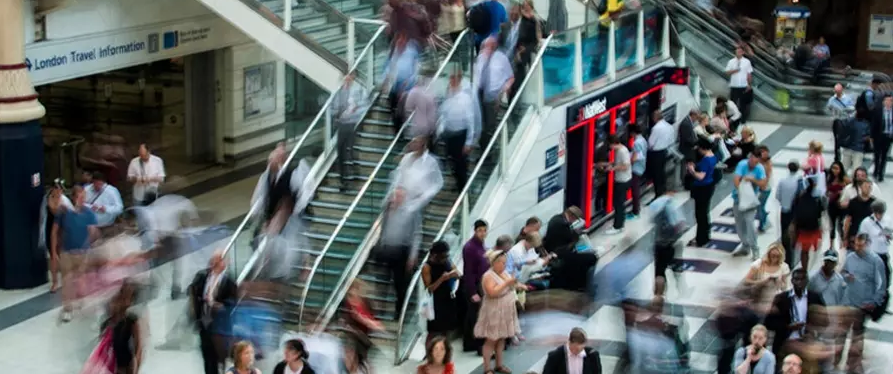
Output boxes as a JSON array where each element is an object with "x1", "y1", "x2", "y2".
[
  {"x1": 614, "y1": 12, "x2": 638, "y2": 71},
  {"x1": 581, "y1": 27, "x2": 608, "y2": 85},
  {"x1": 542, "y1": 40, "x2": 575, "y2": 101},
  {"x1": 643, "y1": 8, "x2": 663, "y2": 60}
]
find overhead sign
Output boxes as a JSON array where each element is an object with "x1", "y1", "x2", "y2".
[
  {"x1": 567, "y1": 66, "x2": 689, "y2": 126},
  {"x1": 24, "y1": 16, "x2": 250, "y2": 86}
]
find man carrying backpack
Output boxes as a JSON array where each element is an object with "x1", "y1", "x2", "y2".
[{"x1": 651, "y1": 192, "x2": 688, "y2": 293}]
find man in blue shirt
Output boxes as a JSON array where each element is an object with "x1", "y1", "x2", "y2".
[
  {"x1": 731, "y1": 150, "x2": 767, "y2": 260},
  {"x1": 51, "y1": 185, "x2": 98, "y2": 322}
]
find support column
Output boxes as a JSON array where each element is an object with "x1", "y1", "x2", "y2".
[{"x1": 0, "y1": 0, "x2": 48, "y2": 289}]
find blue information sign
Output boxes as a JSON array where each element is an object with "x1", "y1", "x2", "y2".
[
  {"x1": 545, "y1": 145, "x2": 559, "y2": 169},
  {"x1": 537, "y1": 167, "x2": 564, "y2": 202}
]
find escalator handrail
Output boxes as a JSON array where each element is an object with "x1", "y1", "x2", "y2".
[
  {"x1": 394, "y1": 33, "x2": 556, "y2": 364},
  {"x1": 223, "y1": 23, "x2": 388, "y2": 267},
  {"x1": 298, "y1": 29, "x2": 472, "y2": 329}
]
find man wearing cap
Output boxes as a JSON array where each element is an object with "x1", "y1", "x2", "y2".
[
  {"x1": 841, "y1": 233, "x2": 886, "y2": 373},
  {"x1": 809, "y1": 249, "x2": 847, "y2": 366}
]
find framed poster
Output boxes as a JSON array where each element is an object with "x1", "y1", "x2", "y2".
[
  {"x1": 869, "y1": 14, "x2": 893, "y2": 52},
  {"x1": 244, "y1": 62, "x2": 277, "y2": 120}
]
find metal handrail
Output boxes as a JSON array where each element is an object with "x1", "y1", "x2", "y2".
[
  {"x1": 298, "y1": 29, "x2": 471, "y2": 327},
  {"x1": 394, "y1": 33, "x2": 556, "y2": 363},
  {"x1": 221, "y1": 23, "x2": 387, "y2": 262}
]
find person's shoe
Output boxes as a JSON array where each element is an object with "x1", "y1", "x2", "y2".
[
  {"x1": 604, "y1": 228, "x2": 623, "y2": 235},
  {"x1": 731, "y1": 247, "x2": 749, "y2": 257},
  {"x1": 751, "y1": 252, "x2": 760, "y2": 261},
  {"x1": 626, "y1": 213, "x2": 639, "y2": 220},
  {"x1": 59, "y1": 311, "x2": 72, "y2": 323}
]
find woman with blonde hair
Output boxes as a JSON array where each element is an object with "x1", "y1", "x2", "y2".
[
  {"x1": 744, "y1": 243, "x2": 791, "y2": 315},
  {"x1": 227, "y1": 341, "x2": 261, "y2": 374},
  {"x1": 802, "y1": 141, "x2": 827, "y2": 195},
  {"x1": 475, "y1": 249, "x2": 522, "y2": 374}
]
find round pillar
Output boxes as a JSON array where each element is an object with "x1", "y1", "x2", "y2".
[{"x1": 0, "y1": 0, "x2": 48, "y2": 289}]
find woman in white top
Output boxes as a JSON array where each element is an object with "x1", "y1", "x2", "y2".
[
  {"x1": 717, "y1": 96, "x2": 742, "y2": 133},
  {"x1": 438, "y1": 0, "x2": 465, "y2": 41},
  {"x1": 744, "y1": 243, "x2": 791, "y2": 316}
]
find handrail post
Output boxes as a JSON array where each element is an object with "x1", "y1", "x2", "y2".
[
  {"x1": 347, "y1": 18, "x2": 356, "y2": 67},
  {"x1": 573, "y1": 28, "x2": 583, "y2": 94},
  {"x1": 366, "y1": 44, "x2": 375, "y2": 86},
  {"x1": 661, "y1": 13, "x2": 671, "y2": 59},
  {"x1": 636, "y1": 10, "x2": 645, "y2": 67},
  {"x1": 461, "y1": 194, "x2": 470, "y2": 241},
  {"x1": 607, "y1": 20, "x2": 617, "y2": 81},
  {"x1": 678, "y1": 47, "x2": 687, "y2": 67},
  {"x1": 693, "y1": 75, "x2": 702, "y2": 107},
  {"x1": 499, "y1": 123, "x2": 508, "y2": 177},
  {"x1": 534, "y1": 59, "x2": 545, "y2": 108},
  {"x1": 324, "y1": 103, "x2": 334, "y2": 150},
  {"x1": 283, "y1": 0, "x2": 292, "y2": 31}
]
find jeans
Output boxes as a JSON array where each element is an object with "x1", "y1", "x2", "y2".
[
  {"x1": 733, "y1": 204, "x2": 759, "y2": 257},
  {"x1": 757, "y1": 189, "x2": 770, "y2": 230},
  {"x1": 613, "y1": 180, "x2": 630, "y2": 229}
]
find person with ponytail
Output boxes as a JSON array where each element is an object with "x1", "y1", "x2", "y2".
[{"x1": 273, "y1": 339, "x2": 316, "y2": 374}]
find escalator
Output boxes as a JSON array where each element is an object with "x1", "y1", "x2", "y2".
[
  {"x1": 660, "y1": 0, "x2": 890, "y2": 88},
  {"x1": 216, "y1": 24, "x2": 451, "y2": 330},
  {"x1": 195, "y1": 0, "x2": 385, "y2": 91},
  {"x1": 650, "y1": 0, "x2": 887, "y2": 123}
]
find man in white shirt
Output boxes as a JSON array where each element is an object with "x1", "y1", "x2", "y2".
[
  {"x1": 333, "y1": 72, "x2": 370, "y2": 188},
  {"x1": 725, "y1": 47, "x2": 753, "y2": 125},
  {"x1": 541, "y1": 328, "x2": 602, "y2": 374},
  {"x1": 858, "y1": 200, "x2": 892, "y2": 288},
  {"x1": 475, "y1": 37, "x2": 514, "y2": 148},
  {"x1": 377, "y1": 136, "x2": 444, "y2": 317},
  {"x1": 507, "y1": 231, "x2": 548, "y2": 282},
  {"x1": 127, "y1": 144, "x2": 166, "y2": 206},
  {"x1": 440, "y1": 71, "x2": 478, "y2": 191},
  {"x1": 647, "y1": 110, "x2": 675, "y2": 198},
  {"x1": 606, "y1": 134, "x2": 632, "y2": 235},
  {"x1": 84, "y1": 171, "x2": 124, "y2": 228}
]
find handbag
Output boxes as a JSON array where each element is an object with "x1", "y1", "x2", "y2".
[
  {"x1": 420, "y1": 292, "x2": 436, "y2": 321},
  {"x1": 737, "y1": 181, "x2": 760, "y2": 211}
]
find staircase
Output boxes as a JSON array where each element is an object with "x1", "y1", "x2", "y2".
[{"x1": 194, "y1": 0, "x2": 380, "y2": 91}]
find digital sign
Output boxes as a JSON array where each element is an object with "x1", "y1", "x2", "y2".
[{"x1": 568, "y1": 66, "x2": 690, "y2": 125}]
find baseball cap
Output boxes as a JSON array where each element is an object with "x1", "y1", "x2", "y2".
[{"x1": 822, "y1": 249, "x2": 839, "y2": 262}]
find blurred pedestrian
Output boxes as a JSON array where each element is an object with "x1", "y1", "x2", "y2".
[
  {"x1": 333, "y1": 72, "x2": 370, "y2": 189},
  {"x1": 53, "y1": 185, "x2": 100, "y2": 322},
  {"x1": 343, "y1": 279, "x2": 383, "y2": 367},
  {"x1": 474, "y1": 37, "x2": 514, "y2": 148},
  {"x1": 439, "y1": 69, "x2": 478, "y2": 192},
  {"x1": 382, "y1": 33, "x2": 420, "y2": 132}
]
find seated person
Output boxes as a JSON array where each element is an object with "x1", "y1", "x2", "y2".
[
  {"x1": 543, "y1": 206, "x2": 597, "y2": 291},
  {"x1": 507, "y1": 232, "x2": 551, "y2": 286}
]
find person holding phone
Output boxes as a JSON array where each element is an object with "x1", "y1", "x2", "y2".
[
  {"x1": 732, "y1": 324, "x2": 776, "y2": 374},
  {"x1": 422, "y1": 241, "x2": 461, "y2": 347}
]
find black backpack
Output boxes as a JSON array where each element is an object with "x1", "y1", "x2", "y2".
[
  {"x1": 855, "y1": 89, "x2": 872, "y2": 115},
  {"x1": 795, "y1": 195, "x2": 823, "y2": 231},
  {"x1": 654, "y1": 205, "x2": 684, "y2": 245},
  {"x1": 468, "y1": 3, "x2": 491, "y2": 35}
]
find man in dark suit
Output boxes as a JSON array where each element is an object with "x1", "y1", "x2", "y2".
[
  {"x1": 870, "y1": 95, "x2": 893, "y2": 181},
  {"x1": 765, "y1": 268, "x2": 825, "y2": 369},
  {"x1": 677, "y1": 109, "x2": 700, "y2": 162},
  {"x1": 190, "y1": 250, "x2": 238, "y2": 374},
  {"x1": 542, "y1": 327, "x2": 602, "y2": 374}
]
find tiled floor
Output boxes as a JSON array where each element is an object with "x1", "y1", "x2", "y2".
[{"x1": 3, "y1": 122, "x2": 893, "y2": 373}]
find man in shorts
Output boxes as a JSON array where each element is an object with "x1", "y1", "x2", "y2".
[{"x1": 51, "y1": 185, "x2": 99, "y2": 322}]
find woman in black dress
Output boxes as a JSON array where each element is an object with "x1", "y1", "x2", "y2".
[{"x1": 421, "y1": 241, "x2": 460, "y2": 347}]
